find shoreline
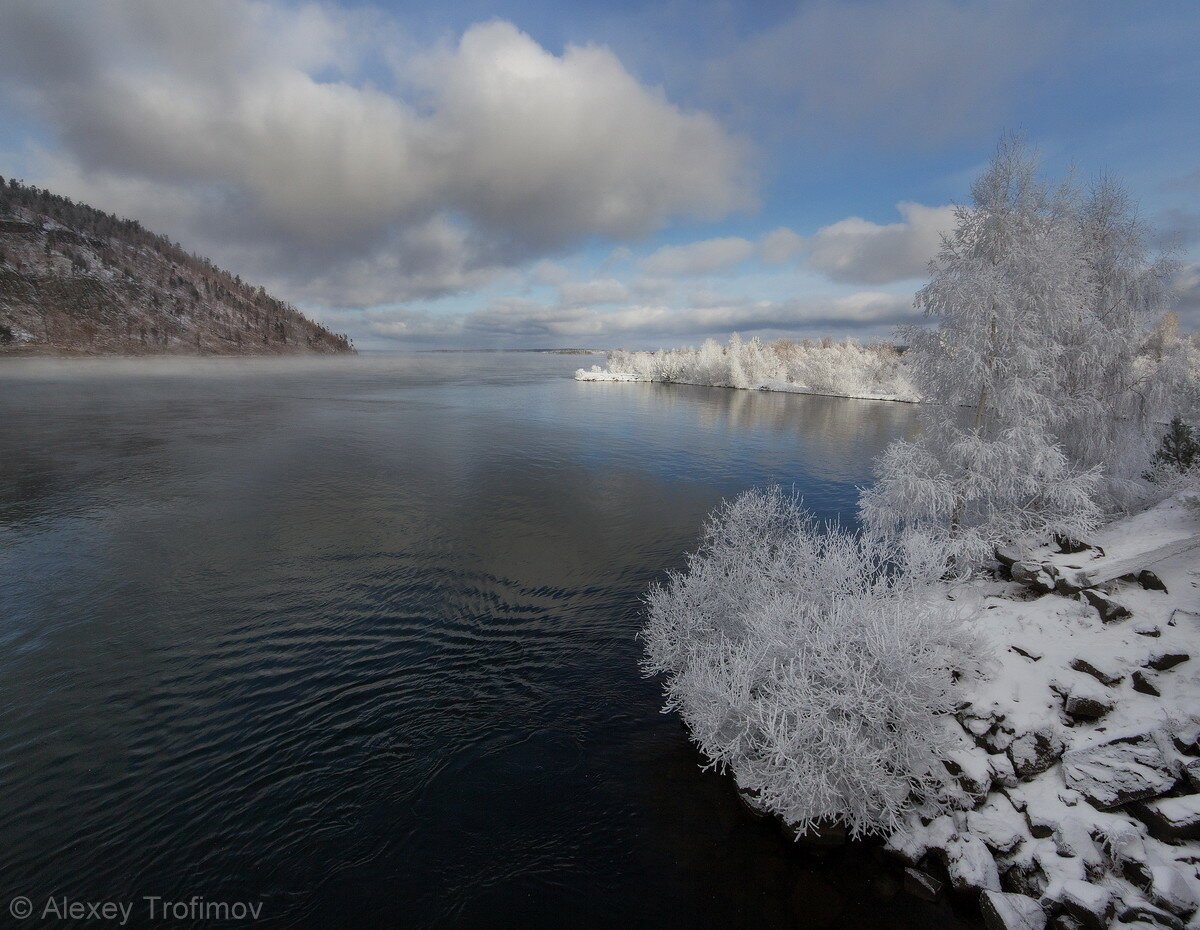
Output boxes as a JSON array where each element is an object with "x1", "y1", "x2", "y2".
[{"x1": 575, "y1": 367, "x2": 920, "y2": 404}]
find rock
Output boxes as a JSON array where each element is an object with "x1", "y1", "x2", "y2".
[
  {"x1": 1012, "y1": 645, "x2": 1043, "y2": 662},
  {"x1": 1118, "y1": 900, "x2": 1185, "y2": 929},
  {"x1": 903, "y1": 866, "x2": 944, "y2": 901},
  {"x1": 1069, "y1": 657, "x2": 1123, "y2": 686},
  {"x1": 989, "y1": 752, "x2": 1019, "y2": 789},
  {"x1": 1147, "y1": 865, "x2": 1200, "y2": 917},
  {"x1": 1146, "y1": 652, "x2": 1190, "y2": 672},
  {"x1": 1010, "y1": 727, "x2": 1068, "y2": 780},
  {"x1": 941, "y1": 832, "x2": 1000, "y2": 894},
  {"x1": 1134, "y1": 619, "x2": 1163, "y2": 637},
  {"x1": 1133, "y1": 670, "x2": 1163, "y2": 696},
  {"x1": 1025, "y1": 804, "x2": 1059, "y2": 839},
  {"x1": 1054, "y1": 533, "x2": 1093, "y2": 555},
  {"x1": 1061, "y1": 734, "x2": 1177, "y2": 810},
  {"x1": 1083, "y1": 588, "x2": 1132, "y2": 623},
  {"x1": 1132, "y1": 795, "x2": 1200, "y2": 842},
  {"x1": 1052, "y1": 815, "x2": 1103, "y2": 875},
  {"x1": 1099, "y1": 820, "x2": 1151, "y2": 885},
  {"x1": 1184, "y1": 760, "x2": 1200, "y2": 791},
  {"x1": 1053, "y1": 879, "x2": 1114, "y2": 930},
  {"x1": 1012, "y1": 561, "x2": 1056, "y2": 594},
  {"x1": 981, "y1": 890, "x2": 1047, "y2": 930},
  {"x1": 945, "y1": 745, "x2": 994, "y2": 800},
  {"x1": 968, "y1": 794, "x2": 1026, "y2": 854},
  {"x1": 1053, "y1": 568, "x2": 1092, "y2": 596},
  {"x1": 996, "y1": 545, "x2": 1024, "y2": 570},
  {"x1": 1052, "y1": 677, "x2": 1115, "y2": 722},
  {"x1": 1138, "y1": 570, "x2": 1169, "y2": 593}
]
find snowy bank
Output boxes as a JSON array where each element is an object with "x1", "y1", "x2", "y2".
[
  {"x1": 887, "y1": 493, "x2": 1200, "y2": 928},
  {"x1": 576, "y1": 336, "x2": 920, "y2": 403}
]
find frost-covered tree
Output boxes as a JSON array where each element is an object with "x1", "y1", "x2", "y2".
[
  {"x1": 861, "y1": 139, "x2": 1101, "y2": 564},
  {"x1": 642, "y1": 488, "x2": 981, "y2": 838},
  {"x1": 1053, "y1": 179, "x2": 1180, "y2": 507}
]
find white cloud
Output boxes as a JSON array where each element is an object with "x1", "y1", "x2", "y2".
[
  {"x1": 0, "y1": 2, "x2": 752, "y2": 307},
  {"x1": 640, "y1": 236, "x2": 756, "y2": 276},
  {"x1": 558, "y1": 278, "x2": 630, "y2": 307},
  {"x1": 759, "y1": 227, "x2": 805, "y2": 264},
  {"x1": 804, "y1": 202, "x2": 956, "y2": 284}
]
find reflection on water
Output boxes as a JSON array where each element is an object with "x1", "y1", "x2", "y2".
[{"x1": 0, "y1": 353, "x2": 974, "y2": 928}]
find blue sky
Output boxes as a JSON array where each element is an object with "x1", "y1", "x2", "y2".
[{"x1": 1, "y1": 0, "x2": 1197, "y2": 348}]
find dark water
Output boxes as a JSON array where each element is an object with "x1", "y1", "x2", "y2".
[{"x1": 0, "y1": 353, "x2": 975, "y2": 928}]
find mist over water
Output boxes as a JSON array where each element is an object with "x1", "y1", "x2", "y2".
[{"x1": 0, "y1": 353, "x2": 976, "y2": 927}]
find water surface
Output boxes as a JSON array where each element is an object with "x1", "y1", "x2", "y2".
[{"x1": 0, "y1": 352, "x2": 975, "y2": 927}]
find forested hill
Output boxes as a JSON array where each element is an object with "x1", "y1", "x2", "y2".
[{"x1": 0, "y1": 177, "x2": 353, "y2": 356}]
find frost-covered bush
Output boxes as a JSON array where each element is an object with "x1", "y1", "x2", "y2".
[
  {"x1": 601, "y1": 335, "x2": 917, "y2": 400},
  {"x1": 642, "y1": 487, "x2": 981, "y2": 839}
]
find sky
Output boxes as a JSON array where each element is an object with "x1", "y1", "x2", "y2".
[{"x1": 0, "y1": 0, "x2": 1197, "y2": 349}]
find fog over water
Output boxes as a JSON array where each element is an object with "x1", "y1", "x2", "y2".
[{"x1": 0, "y1": 352, "x2": 979, "y2": 927}]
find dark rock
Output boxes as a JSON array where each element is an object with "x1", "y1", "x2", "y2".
[
  {"x1": 1184, "y1": 759, "x2": 1200, "y2": 791},
  {"x1": 1069, "y1": 657, "x2": 1123, "y2": 686},
  {"x1": 1137, "y1": 570, "x2": 1169, "y2": 593},
  {"x1": 1132, "y1": 670, "x2": 1162, "y2": 696},
  {"x1": 1064, "y1": 692, "x2": 1114, "y2": 721},
  {"x1": 1012, "y1": 561, "x2": 1055, "y2": 594},
  {"x1": 1083, "y1": 589, "x2": 1131, "y2": 623},
  {"x1": 980, "y1": 890, "x2": 1047, "y2": 930},
  {"x1": 1131, "y1": 795, "x2": 1200, "y2": 842},
  {"x1": 1117, "y1": 901, "x2": 1184, "y2": 929},
  {"x1": 1009, "y1": 728, "x2": 1067, "y2": 780},
  {"x1": 1055, "y1": 879, "x2": 1114, "y2": 930},
  {"x1": 1146, "y1": 652, "x2": 1189, "y2": 671},
  {"x1": 1053, "y1": 533, "x2": 1093, "y2": 554},
  {"x1": 1061, "y1": 734, "x2": 1176, "y2": 810},
  {"x1": 903, "y1": 866, "x2": 943, "y2": 901},
  {"x1": 995, "y1": 545, "x2": 1024, "y2": 569}
]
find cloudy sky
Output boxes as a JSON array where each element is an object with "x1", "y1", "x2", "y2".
[{"x1": 1, "y1": 0, "x2": 1198, "y2": 349}]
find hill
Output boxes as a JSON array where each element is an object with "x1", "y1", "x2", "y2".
[{"x1": 0, "y1": 177, "x2": 352, "y2": 356}]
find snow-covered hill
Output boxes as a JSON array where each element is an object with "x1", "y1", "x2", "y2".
[{"x1": 0, "y1": 177, "x2": 352, "y2": 356}]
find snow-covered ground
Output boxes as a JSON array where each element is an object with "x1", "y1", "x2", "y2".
[
  {"x1": 576, "y1": 336, "x2": 919, "y2": 403},
  {"x1": 886, "y1": 493, "x2": 1200, "y2": 928}
]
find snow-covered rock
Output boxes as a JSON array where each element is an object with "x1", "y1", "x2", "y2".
[
  {"x1": 980, "y1": 890, "x2": 1047, "y2": 930},
  {"x1": 1133, "y1": 795, "x2": 1200, "y2": 841},
  {"x1": 1061, "y1": 734, "x2": 1177, "y2": 810},
  {"x1": 1147, "y1": 865, "x2": 1200, "y2": 917}
]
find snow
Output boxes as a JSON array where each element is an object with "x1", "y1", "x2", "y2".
[
  {"x1": 883, "y1": 491, "x2": 1200, "y2": 925},
  {"x1": 575, "y1": 335, "x2": 919, "y2": 403}
]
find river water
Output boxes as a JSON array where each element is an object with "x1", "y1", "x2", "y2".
[{"x1": 0, "y1": 352, "x2": 978, "y2": 928}]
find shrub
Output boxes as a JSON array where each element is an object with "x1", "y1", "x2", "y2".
[{"x1": 641, "y1": 488, "x2": 982, "y2": 839}]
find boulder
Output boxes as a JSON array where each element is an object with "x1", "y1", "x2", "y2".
[
  {"x1": 968, "y1": 794, "x2": 1026, "y2": 854},
  {"x1": 1146, "y1": 651, "x2": 1190, "y2": 672},
  {"x1": 1082, "y1": 589, "x2": 1131, "y2": 623},
  {"x1": 1060, "y1": 734, "x2": 1176, "y2": 810},
  {"x1": 940, "y1": 832, "x2": 1000, "y2": 895},
  {"x1": 1010, "y1": 727, "x2": 1068, "y2": 780},
  {"x1": 1184, "y1": 759, "x2": 1200, "y2": 791},
  {"x1": 981, "y1": 890, "x2": 1047, "y2": 930},
  {"x1": 1053, "y1": 879, "x2": 1114, "y2": 930},
  {"x1": 1069, "y1": 657, "x2": 1123, "y2": 687},
  {"x1": 1012, "y1": 561, "x2": 1056, "y2": 594},
  {"x1": 1054, "y1": 533, "x2": 1093, "y2": 554},
  {"x1": 1137, "y1": 569, "x2": 1169, "y2": 593},
  {"x1": 1117, "y1": 900, "x2": 1185, "y2": 929},
  {"x1": 1099, "y1": 820, "x2": 1152, "y2": 886},
  {"x1": 1051, "y1": 815, "x2": 1103, "y2": 875},
  {"x1": 1131, "y1": 795, "x2": 1200, "y2": 842},
  {"x1": 1132, "y1": 670, "x2": 1162, "y2": 696},
  {"x1": 1147, "y1": 865, "x2": 1200, "y2": 918},
  {"x1": 1052, "y1": 677, "x2": 1115, "y2": 722}
]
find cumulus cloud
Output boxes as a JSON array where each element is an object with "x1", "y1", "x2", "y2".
[
  {"x1": 804, "y1": 202, "x2": 955, "y2": 284},
  {"x1": 759, "y1": 227, "x2": 805, "y2": 264},
  {"x1": 640, "y1": 237, "x2": 756, "y2": 276},
  {"x1": 0, "y1": 1, "x2": 752, "y2": 306}
]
